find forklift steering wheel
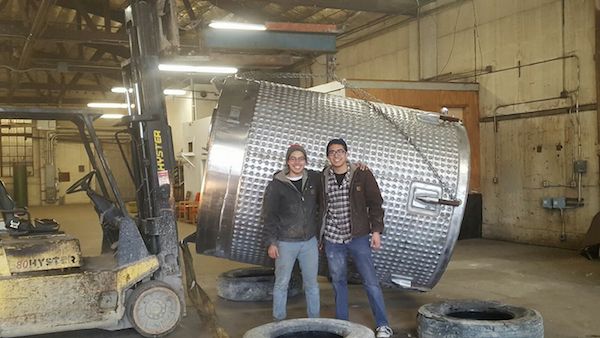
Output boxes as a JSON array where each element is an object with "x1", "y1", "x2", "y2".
[{"x1": 66, "y1": 171, "x2": 96, "y2": 194}]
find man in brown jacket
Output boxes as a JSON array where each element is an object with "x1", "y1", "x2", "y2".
[{"x1": 321, "y1": 138, "x2": 393, "y2": 338}]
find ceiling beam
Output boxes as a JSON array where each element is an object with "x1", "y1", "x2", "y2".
[
  {"x1": 46, "y1": 71, "x2": 56, "y2": 84},
  {"x1": 0, "y1": 81, "x2": 112, "y2": 92},
  {"x1": 57, "y1": 72, "x2": 83, "y2": 103},
  {"x1": 71, "y1": 0, "x2": 99, "y2": 31},
  {"x1": 0, "y1": 20, "x2": 23, "y2": 38},
  {"x1": 207, "y1": 0, "x2": 284, "y2": 22},
  {"x1": 0, "y1": 20, "x2": 125, "y2": 45},
  {"x1": 202, "y1": 29, "x2": 336, "y2": 52},
  {"x1": 267, "y1": 0, "x2": 436, "y2": 15},
  {"x1": 182, "y1": 0, "x2": 198, "y2": 22},
  {"x1": 0, "y1": 0, "x2": 9, "y2": 12},
  {"x1": 17, "y1": 0, "x2": 56, "y2": 69},
  {"x1": 179, "y1": 1, "x2": 213, "y2": 30},
  {"x1": 55, "y1": 0, "x2": 125, "y2": 23},
  {"x1": 45, "y1": 27, "x2": 128, "y2": 44},
  {"x1": 29, "y1": 63, "x2": 122, "y2": 76},
  {"x1": 18, "y1": 1, "x2": 31, "y2": 25},
  {"x1": 165, "y1": 53, "x2": 305, "y2": 68},
  {"x1": 0, "y1": 96, "x2": 94, "y2": 105},
  {"x1": 82, "y1": 43, "x2": 129, "y2": 58},
  {"x1": 103, "y1": 0, "x2": 111, "y2": 32},
  {"x1": 56, "y1": 48, "x2": 105, "y2": 103},
  {"x1": 92, "y1": 74, "x2": 111, "y2": 96},
  {"x1": 9, "y1": 0, "x2": 57, "y2": 100},
  {"x1": 56, "y1": 41, "x2": 68, "y2": 56},
  {"x1": 23, "y1": 72, "x2": 46, "y2": 98}
]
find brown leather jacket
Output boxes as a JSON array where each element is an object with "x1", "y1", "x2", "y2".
[{"x1": 320, "y1": 163, "x2": 384, "y2": 241}]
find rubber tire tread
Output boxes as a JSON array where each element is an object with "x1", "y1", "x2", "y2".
[
  {"x1": 243, "y1": 318, "x2": 375, "y2": 338},
  {"x1": 417, "y1": 299, "x2": 543, "y2": 338},
  {"x1": 217, "y1": 267, "x2": 301, "y2": 302},
  {"x1": 126, "y1": 280, "x2": 183, "y2": 338}
]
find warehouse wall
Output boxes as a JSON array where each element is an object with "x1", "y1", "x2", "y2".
[
  {"x1": 165, "y1": 92, "x2": 194, "y2": 157},
  {"x1": 165, "y1": 84, "x2": 218, "y2": 199},
  {"x1": 0, "y1": 89, "x2": 209, "y2": 211},
  {"x1": 165, "y1": 85, "x2": 218, "y2": 155},
  {"x1": 315, "y1": 0, "x2": 598, "y2": 248},
  {"x1": 55, "y1": 142, "x2": 91, "y2": 205}
]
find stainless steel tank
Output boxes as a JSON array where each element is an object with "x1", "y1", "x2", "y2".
[{"x1": 196, "y1": 77, "x2": 470, "y2": 291}]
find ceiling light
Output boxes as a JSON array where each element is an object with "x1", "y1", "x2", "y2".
[
  {"x1": 101, "y1": 114, "x2": 126, "y2": 119},
  {"x1": 163, "y1": 89, "x2": 187, "y2": 96},
  {"x1": 209, "y1": 21, "x2": 266, "y2": 31},
  {"x1": 111, "y1": 87, "x2": 133, "y2": 93},
  {"x1": 87, "y1": 102, "x2": 130, "y2": 109},
  {"x1": 158, "y1": 64, "x2": 238, "y2": 74}
]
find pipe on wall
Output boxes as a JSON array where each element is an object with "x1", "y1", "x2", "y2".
[
  {"x1": 443, "y1": 54, "x2": 580, "y2": 83},
  {"x1": 486, "y1": 51, "x2": 581, "y2": 185}
]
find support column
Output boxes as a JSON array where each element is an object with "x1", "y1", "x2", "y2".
[{"x1": 596, "y1": 1, "x2": 600, "y2": 192}]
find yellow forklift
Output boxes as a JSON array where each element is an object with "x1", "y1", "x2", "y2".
[{"x1": 0, "y1": 1, "x2": 186, "y2": 337}]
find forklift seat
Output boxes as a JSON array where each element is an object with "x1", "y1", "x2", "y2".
[{"x1": 0, "y1": 180, "x2": 59, "y2": 235}]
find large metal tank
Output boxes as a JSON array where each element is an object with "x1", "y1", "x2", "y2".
[{"x1": 196, "y1": 77, "x2": 470, "y2": 291}]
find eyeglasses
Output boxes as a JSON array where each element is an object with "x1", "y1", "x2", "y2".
[
  {"x1": 288, "y1": 156, "x2": 306, "y2": 162},
  {"x1": 327, "y1": 149, "x2": 346, "y2": 156}
]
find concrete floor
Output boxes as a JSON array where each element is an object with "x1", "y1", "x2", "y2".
[{"x1": 16, "y1": 204, "x2": 600, "y2": 338}]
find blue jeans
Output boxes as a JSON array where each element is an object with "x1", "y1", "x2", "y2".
[
  {"x1": 273, "y1": 236, "x2": 320, "y2": 320},
  {"x1": 325, "y1": 235, "x2": 389, "y2": 327}
]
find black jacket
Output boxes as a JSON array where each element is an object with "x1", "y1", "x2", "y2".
[{"x1": 262, "y1": 169, "x2": 322, "y2": 247}]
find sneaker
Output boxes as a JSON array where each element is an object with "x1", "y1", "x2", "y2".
[{"x1": 375, "y1": 325, "x2": 393, "y2": 338}]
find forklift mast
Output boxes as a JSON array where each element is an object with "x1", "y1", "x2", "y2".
[
  {"x1": 0, "y1": 2, "x2": 187, "y2": 337},
  {"x1": 122, "y1": 0, "x2": 182, "y2": 295}
]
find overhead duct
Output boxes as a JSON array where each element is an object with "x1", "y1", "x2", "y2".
[{"x1": 196, "y1": 77, "x2": 470, "y2": 291}]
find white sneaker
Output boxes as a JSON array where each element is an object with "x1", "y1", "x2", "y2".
[{"x1": 376, "y1": 325, "x2": 393, "y2": 338}]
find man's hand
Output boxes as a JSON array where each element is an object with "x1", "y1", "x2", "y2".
[
  {"x1": 355, "y1": 161, "x2": 369, "y2": 171},
  {"x1": 371, "y1": 232, "x2": 381, "y2": 250},
  {"x1": 268, "y1": 244, "x2": 279, "y2": 259}
]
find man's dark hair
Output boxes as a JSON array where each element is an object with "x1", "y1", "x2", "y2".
[{"x1": 326, "y1": 138, "x2": 348, "y2": 154}]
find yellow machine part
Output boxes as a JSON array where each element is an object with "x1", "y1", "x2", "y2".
[
  {"x1": 0, "y1": 234, "x2": 82, "y2": 276},
  {"x1": 0, "y1": 254, "x2": 159, "y2": 337}
]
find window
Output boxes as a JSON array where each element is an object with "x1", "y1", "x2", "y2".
[{"x1": 0, "y1": 119, "x2": 33, "y2": 177}]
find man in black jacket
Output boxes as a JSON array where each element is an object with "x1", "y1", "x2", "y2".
[
  {"x1": 262, "y1": 144, "x2": 321, "y2": 321},
  {"x1": 321, "y1": 138, "x2": 393, "y2": 338}
]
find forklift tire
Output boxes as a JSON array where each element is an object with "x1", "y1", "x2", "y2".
[
  {"x1": 243, "y1": 318, "x2": 374, "y2": 338},
  {"x1": 127, "y1": 280, "x2": 183, "y2": 337},
  {"x1": 417, "y1": 300, "x2": 544, "y2": 338},
  {"x1": 217, "y1": 267, "x2": 301, "y2": 302}
]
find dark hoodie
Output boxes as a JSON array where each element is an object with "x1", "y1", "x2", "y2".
[{"x1": 262, "y1": 169, "x2": 322, "y2": 247}]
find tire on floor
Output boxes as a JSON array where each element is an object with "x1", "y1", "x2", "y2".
[
  {"x1": 243, "y1": 318, "x2": 375, "y2": 338},
  {"x1": 417, "y1": 299, "x2": 543, "y2": 338},
  {"x1": 217, "y1": 267, "x2": 301, "y2": 302}
]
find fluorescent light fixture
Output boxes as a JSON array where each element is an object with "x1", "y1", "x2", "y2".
[
  {"x1": 158, "y1": 64, "x2": 238, "y2": 74},
  {"x1": 111, "y1": 87, "x2": 133, "y2": 93},
  {"x1": 101, "y1": 114, "x2": 126, "y2": 119},
  {"x1": 163, "y1": 89, "x2": 187, "y2": 96},
  {"x1": 87, "y1": 102, "x2": 130, "y2": 109},
  {"x1": 209, "y1": 21, "x2": 266, "y2": 31}
]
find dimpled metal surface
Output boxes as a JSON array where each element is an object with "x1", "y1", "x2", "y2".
[{"x1": 197, "y1": 78, "x2": 469, "y2": 291}]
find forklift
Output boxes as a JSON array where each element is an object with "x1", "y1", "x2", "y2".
[{"x1": 0, "y1": 1, "x2": 186, "y2": 337}]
